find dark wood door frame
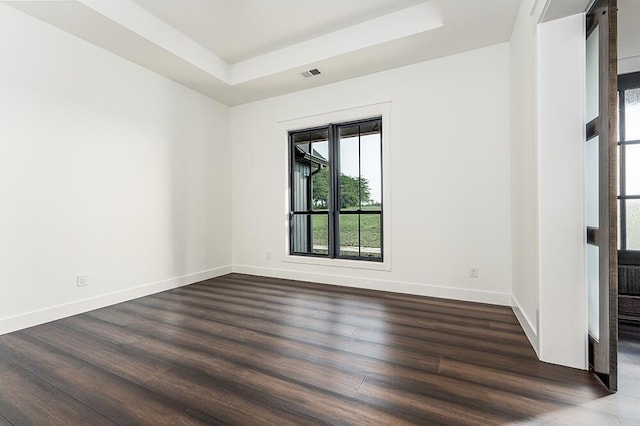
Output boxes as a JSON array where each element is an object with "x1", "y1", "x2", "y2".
[{"x1": 586, "y1": 0, "x2": 618, "y2": 392}]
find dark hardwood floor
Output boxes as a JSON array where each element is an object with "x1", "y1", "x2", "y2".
[{"x1": 0, "y1": 273, "x2": 638, "y2": 425}]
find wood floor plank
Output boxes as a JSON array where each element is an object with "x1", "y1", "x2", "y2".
[
  {"x1": 66, "y1": 311, "x2": 440, "y2": 393},
  {"x1": 85, "y1": 306, "x2": 140, "y2": 326},
  {"x1": 124, "y1": 294, "x2": 558, "y2": 379},
  {"x1": 0, "y1": 335, "x2": 200, "y2": 425},
  {"x1": 156, "y1": 289, "x2": 362, "y2": 337},
  {"x1": 172, "y1": 284, "x2": 530, "y2": 345},
  {"x1": 211, "y1": 274, "x2": 520, "y2": 323},
  {"x1": 145, "y1": 367, "x2": 322, "y2": 426},
  {"x1": 225, "y1": 274, "x2": 521, "y2": 324},
  {"x1": 22, "y1": 323, "x2": 174, "y2": 385},
  {"x1": 0, "y1": 272, "x2": 631, "y2": 424},
  {"x1": 0, "y1": 357, "x2": 114, "y2": 425},
  {"x1": 215, "y1": 273, "x2": 508, "y2": 315},
  {"x1": 438, "y1": 358, "x2": 607, "y2": 404},
  {"x1": 161, "y1": 287, "x2": 535, "y2": 361},
  {"x1": 53, "y1": 315, "x2": 415, "y2": 424},
  {"x1": 185, "y1": 284, "x2": 523, "y2": 340},
  {"x1": 355, "y1": 377, "x2": 519, "y2": 425},
  {"x1": 47, "y1": 320, "x2": 327, "y2": 425},
  {"x1": 192, "y1": 278, "x2": 525, "y2": 337},
  {"x1": 121, "y1": 297, "x2": 443, "y2": 372},
  {"x1": 0, "y1": 413, "x2": 12, "y2": 426},
  {"x1": 59, "y1": 314, "x2": 367, "y2": 399}
]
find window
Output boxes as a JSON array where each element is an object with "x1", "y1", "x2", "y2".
[
  {"x1": 618, "y1": 71, "x2": 640, "y2": 262},
  {"x1": 289, "y1": 118, "x2": 383, "y2": 261}
]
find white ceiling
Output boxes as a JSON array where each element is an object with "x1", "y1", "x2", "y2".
[
  {"x1": 131, "y1": 0, "x2": 427, "y2": 63},
  {"x1": 3, "y1": 0, "x2": 522, "y2": 105},
  {"x1": 619, "y1": 0, "x2": 640, "y2": 73},
  {"x1": 542, "y1": 0, "x2": 590, "y2": 22}
]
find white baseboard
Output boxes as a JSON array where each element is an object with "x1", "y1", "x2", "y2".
[
  {"x1": 0, "y1": 265, "x2": 232, "y2": 336},
  {"x1": 511, "y1": 294, "x2": 539, "y2": 356},
  {"x1": 1, "y1": 264, "x2": 519, "y2": 337},
  {"x1": 232, "y1": 264, "x2": 512, "y2": 306}
]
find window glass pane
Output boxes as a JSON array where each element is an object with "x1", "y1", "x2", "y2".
[
  {"x1": 586, "y1": 26, "x2": 599, "y2": 124},
  {"x1": 311, "y1": 140, "x2": 329, "y2": 210},
  {"x1": 617, "y1": 144, "x2": 621, "y2": 196},
  {"x1": 617, "y1": 91, "x2": 620, "y2": 142},
  {"x1": 586, "y1": 135, "x2": 599, "y2": 227},
  {"x1": 292, "y1": 141, "x2": 310, "y2": 211},
  {"x1": 360, "y1": 213, "x2": 382, "y2": 259},
  {"x1": 626, "y1": 144, "x2": 640, "y2": 195},
  {"x1": 311, "y1": 214, "x2": 329, "y2": 255},
  {"x1": 360, "y1": 121, "x2": 382, "y2": 210},
  {"x1": 291, "y1": 214, "x2": 309, "y2": 254},
  {"x1": 618, "y1": 199, "x2": 622, "y2": 250},
  {"x1": 338, "y1": 213, "x2": 382, "y2": 259},
  {"x1": 339, "y1": 126, "x2": 360, "y2": 211},
  {"x1": 625, "y1": 88, "x2": 640, "y2": 141},
  {"x1": 627, "y1": 199, "x2": 640, "y2": 250},
  {"x1": 587, "y1": 244, "x2": 599, "y2": 341},
  {"x1": 339, "y1": 214, "x2": 359, "y2": 257},
  {"x1": 292, "y1": 129, "x2": 328, "y2": 213}
]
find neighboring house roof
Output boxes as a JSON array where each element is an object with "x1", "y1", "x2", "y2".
[{"x1": 294, "y1": 145, "x2": 328, "y2": 167}]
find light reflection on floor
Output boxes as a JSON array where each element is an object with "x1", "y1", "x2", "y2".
[{"x1": 514, "y1": 321, "x2": 640, "y2": 425}]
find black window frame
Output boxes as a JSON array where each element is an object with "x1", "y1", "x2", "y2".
[
  {"x1": 617, "y1": 71, "x2": 640, "y2": 265},
  {"x1": 288, "y1": 117, "x2": 384, "y2": 262}
]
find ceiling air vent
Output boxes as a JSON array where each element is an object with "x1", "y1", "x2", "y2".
[{"x1": 301, "y1": 68, "x2": 321, "y2": 78}]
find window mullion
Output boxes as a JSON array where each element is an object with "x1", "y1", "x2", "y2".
[
  {"x1": 329, "y1": 124, "x2": 338, "y2": 258},
  {"x1": 620, "y1": 90, "x2": 627, "y2": 251},
  {"x1": 289, "y1": 134, "x2": 295, "y2": 255},
  {"x1": 358, "y1": 125, "x2": 362, "y2": 256},
  {"x1": 379, "y1": 120, "x2": 384, "y2": 260},
  {"x1": 358, "y1": 125, "x2": 362, "y2": 211},
  {"x1": 306, "y1": 134, "x2": 312, "y2": 253}
]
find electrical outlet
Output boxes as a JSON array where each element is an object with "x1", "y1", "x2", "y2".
[
  {"x1": 469, "y1": 267, "x2": 479, "y2": 278},
  {"x1": 76, "y1": 274, "x2": 88, "y2": 287},
  {"x1": 266, "y1": 252, "x2": 272, "y2": 260}
]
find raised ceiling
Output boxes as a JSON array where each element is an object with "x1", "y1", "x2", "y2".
[
  {"x1": 3, "y1": 0, "x2": 521, "y2": 105},
  {"x1": 132, "y1": 0, "x2": 428, "y2": 63},
  {"x1": 619, "y1": 0, "x2": 640, "y2": 74}
]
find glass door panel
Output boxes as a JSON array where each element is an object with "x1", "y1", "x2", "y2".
[
  {"x1": 586, "y1": 135, "x2": 600, "y2": 228},
  {"x1": 586, "y1": 27, "x2": 600, "y2": 124},
  {"x1": 585, "y1": 0, "x2": 617, "y2": 391},
  {"x1": 588, "y1": 244, "x2": 600, "y2": 340}
]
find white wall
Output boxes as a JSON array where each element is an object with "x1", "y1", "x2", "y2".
[
  {"x1": 231, "y1": 43, "x2": 512, "y2": 305},
  {"x1": 537, "y1": 13, "x2": 588, "y2": 369},
  {"x1": 510, "y1": 1, "x2": 590, "y2": 368},
  {"x1": 510, "y1": 0, "x2": 587, "y2": 369},
  {"x1": 0, "y1": 4, "x2": 232, "y2": 334},
  {"x1": 509, "y1": 0, "x2": 543, "y2": 351},
  {"x1": 509, "y1": 3, "x2": 590, "y2": 369}
]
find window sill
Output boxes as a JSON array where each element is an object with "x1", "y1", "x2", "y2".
[{"x1": 282, "y1": 255, "x2": 391, "y2": 271}]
